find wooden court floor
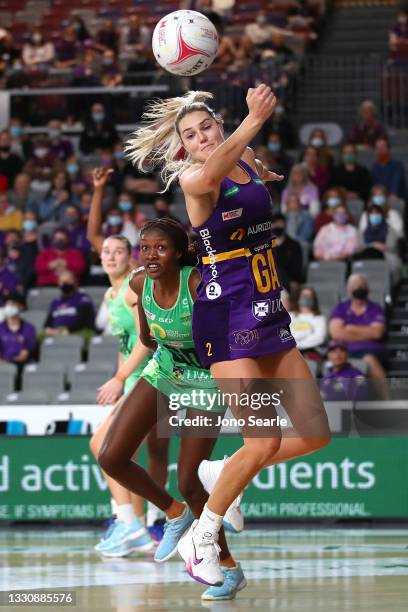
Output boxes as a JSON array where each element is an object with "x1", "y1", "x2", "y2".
[{"x1": 1, "y1": 527, "x2": 408, "y2": 611}]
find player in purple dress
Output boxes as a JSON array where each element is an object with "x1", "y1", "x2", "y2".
[{"x1": 126, "y1": 85, "x2": 331, "y2": 592}]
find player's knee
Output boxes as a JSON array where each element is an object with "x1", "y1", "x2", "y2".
[
  {"x1": 98, "y1": 445, "x2": 120, "y2": 478},
  {"x1": 253, "y1": 438, "x2": 282, "y2": 468},
  {"x1": 89, "y1": 433, "x2": 99, "y2": 458}
]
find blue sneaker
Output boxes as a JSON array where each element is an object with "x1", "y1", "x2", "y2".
[
  {"x1": 102, "y1": 529, "x2": 154, "y2": 558},
  {"x1": 94, "y1": 520, "x2": 126, "y2": 552},
  {"x1": 154, "y1": 505, "x2": 194, "y2": 563},
  {"x1": 201, "y1": 563, "x2": 247, "y2": 600}
]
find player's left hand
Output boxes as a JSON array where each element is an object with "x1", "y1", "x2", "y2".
[
  {"x1": 97, "y1": 377, "x2": 123, "y2": 405},
  {"x1": 266, "y1": 170, "x2": 284, "y2": 182}
]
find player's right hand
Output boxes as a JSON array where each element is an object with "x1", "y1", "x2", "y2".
[
  {"x1": 246, "y1": 84, "x2": 276, "y2": 124},
  {"x1": 92, "y1": 167, "x2": 113, "y2": 189}
]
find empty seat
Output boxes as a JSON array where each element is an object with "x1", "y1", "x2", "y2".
[
  {"x1": 23, "y1": 310, "x2": 47, "y2": 334},
  {"x1": 67, "y1": 362, "x2": 114, "y2": 386},
  {"x1": 347, "y1": 198, "x2": 364, "y2": 225},
  {"x1": 6, "y1": 391, "x2": 52, "y2": 405},
  {"x1": 42, "y1": 335, "x2": 84, "y2": 349},
  {"x1": 307, "y1": 261, "x2": 347, "y2": 290},
  {"x1": 27, "y1": 288, "x2": 60, "y2": 310},
  {"x1": 88, "y1": 336, "x2": 119, "y2": 363},
  {"x1": 40, "y1": 338, "x2": 83, "y2": 366},
  {"x1": 70, "y1": 365, "x2": 115, "y2": 391},
  {"x1": 351, "y1": 260, "x2": 391, "y2": 295},
  {"x1": 80, "y1": 286, "x2": 108, "y2": 307},
  {"x1": 55, "y1": 390, "x2": 98, "y2": 404},
  {"x1": 23, "y1": 367, "x2": 65, "y2": 395},
  {"x1": 0, "y1": 363, "x2": 17, "y2": 395}
]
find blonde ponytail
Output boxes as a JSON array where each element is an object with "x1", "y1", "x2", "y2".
[{"x1": 125, "y1": 90, "x2": 220, "y2": 191}]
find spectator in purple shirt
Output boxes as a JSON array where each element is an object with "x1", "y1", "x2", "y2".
[
  {"x1": 319, "y1": 340, "x2": 368, "y2": 401},
  {"x1": 329, "y1": 273, "x2": 386, "y2": 380},
  {"x1": 44, "y1": 270, "x2": 95, "y2": 336},
  {"x1": 0, "y1": 291, "x2": 36, "y2": 365},
  {"x1": 0, "y1": 247, "x2": 22, "y2": 304},
  {"x1": 54, "y1": 27, "x2": 81, "y2": 69},
  {"x1": 63, "y1": 205, "x2": 91, "y2": 256},
  {"x1": 47, "y1": 119, "x2": 74, "y2": 162}
]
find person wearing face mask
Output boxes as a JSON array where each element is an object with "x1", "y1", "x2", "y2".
[
  {"x1": 24, "y1": 137, "x2": 62, "y2": 195},
  {"x1": 44, "y1": 270, "x2": 95, "y2": 337},
  {"x1": 38, "y1": 170, "x2": 72, "y2": 223},
  {"x1": 115, "y1": 194, "x2": 140, "y2": 246},
  {"x1": 371, "y1": 138, "x2": 406, "y2": 200},
  {"x1": 270, "y1": 213, "x2": 303, "y2": 294},
  {"x1": 359, "y1": 185, "x2": 404, "y2": 238},
  {"x1": 313, "y1": 203, "x2": 358, "y2": 261},
  {"x1": 63, "y1": 205, "x2": 91, "y2": 257},
  {"x1": 331, "y1": 143, "x2": 371, "y2": 202},
  {"x1": 307, "y1": 128, "x2": 334, "y2": 170},
  {"x1": 54, "y1": 26, "x2": 80, "y2": 69},
  {"x1": 263, "y1": 132, "x2": 293, "y2": 194},
  {"x1": 101, "y1": 49, "x2": 122, "y2": 88},
  {"x1": 285, "y1": 192, "x2": 314, "y2": 243},
  {"x1": 301, "y1": 145, "x2": 330, "y2": 196},
  {"x1": 22, "y1": 29, "x2": 55, "y2": 68},
  {"x1": 262, "y1": 99, "x2": 297, "y2": 149},
  {"x1": 289, "y1": 287, "x2": 327, "y2": 358},
  {"x1": 8, "y1": 173, "x2": 39, "y2": 213},
  {"x1": 314, "y1": 187, "x2": 348, "y2": 233},
  {"x1": 79, "y1": 103, "x2": 118, "y2": 156},
  {"x1": 0, "y1": 131, "x2": 23, "y2": 185},
  {"x1": 0, "y1": 247, "x2": 22, "y2": 304},
  {"x1": 35, "y1": 228, "x2": 85, "y2": 286},
  {"x1": 329, "y1": 274, "x2": 387, "y2": 381},
  {"x1": 0, "y1": 292, "x2": 36, "y2": 366},
  {"x1": 281, "y1": 163, "x2": 320, "y2": 217},
  {"x1": 153, "y1": 196, "x2": 181, "y2": 224},
  {"x1": 47, "y1": 119, "x2": 74, "y2": 162},
  {"x1": 0, "y1": 192, "x2": 23, "y2": 231}
]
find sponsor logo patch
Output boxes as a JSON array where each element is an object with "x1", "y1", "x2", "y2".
[
  {"x1": 206, "y1": 281, "x2": 222, "y2": 300},
  {"x1": 252, "y1": 300, "x2": 271, "y2": 320},
  {"x1": 222, "y1": 208, "x2": 243, "y2": 221},
  {"x1": 230, "y1": 228, "x2": 246, "y2": 241},
  {"x1": 230, "y1": 329, "x2": 260, "y2": 350},
  {"x1": 145, "y1": 309, "x2": 156, "y2": 320},
  {"x1": 223, "y1": 186, "x2": 240, "y2": 198},
  {"x1": 279, "y1": 327, "x2": 293, "y2": 342}
]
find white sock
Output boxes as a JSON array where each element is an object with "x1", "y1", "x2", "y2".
[
  {"x1": 146, "y1": 502, "x2": 164, "y2": 527},
  {"x1": 196, "y1": 503, "x2": 223, "y2": 539},
  {"x1": 116, "y1": 504, "x2": 136, "y2": 526},
  {"x1": 111, "y1": 499, "x2": 118, "y2": 516},
  {"x1": 137, "y1": 514, "x2": 146, "y2": 526}
]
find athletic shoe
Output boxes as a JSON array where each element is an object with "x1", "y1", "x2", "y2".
[
  {"x1": 154, "y1": 505, "x2": 194, "y2": 562},
  {"x1": 148, "y1": 519, "x2": 165, "y2": 542},
  {"x1": 95, "y1": 518, "x2": 149, "y2": 553},
  {"x1": 201, "y1": 563, "x2": 247, "y2": 600},
  {"x1": 94, "y1": 520, "x2": 126, "y2": 552},
  {"x1": 178, "y1": 520, "x2": 224, "y2": 586},
  {"x1": 198, "y1": 457, "x2": 244, "y2": 533},
  {"x1": 102, "y1": 530, "x2": 155, "y2": 558}
]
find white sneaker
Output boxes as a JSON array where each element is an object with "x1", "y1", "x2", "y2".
[
  {"x1": 178, "y1": 520, "x2": 224, "y2": 586},
  {"x1": 198, "y1": 457, "x2": 244, "y2": 533}
]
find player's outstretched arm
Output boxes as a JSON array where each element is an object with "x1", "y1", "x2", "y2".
[{"x1": 87, "y1": 167, "x2": 113, "y2": 255}]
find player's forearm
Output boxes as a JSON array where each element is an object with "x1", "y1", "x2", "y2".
[
  {"x1": 201, "y1": 115, "x2": 263, "y2": 185},
  {"x1": 115, "y1": 340, "x2": 151, "y2": 381},
  {"x1": 87, "y1": 186, "x2": 104, "y2": 251}
]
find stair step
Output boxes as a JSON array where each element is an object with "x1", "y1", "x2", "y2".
[{"x1": 387, "y1": 332, "x2": 408, "y2": 345}]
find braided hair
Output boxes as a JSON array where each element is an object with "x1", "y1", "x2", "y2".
[{"x1": 140, "y1": 218, "x2": 197, "y2": 267}]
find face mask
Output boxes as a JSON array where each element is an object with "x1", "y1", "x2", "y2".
[
  {"x1": 310, "y1": 137, "x2": 324, "y2": 147},
  {"x1": 0, "y1": 145, "x2": 10, "y2": 153},
  {"x1": 92, "y1": 112, "x2": 105, "y2": 122},
  {"x1": 34, "y1": 148, "x2": 48, "y2": 159},
  {"x1": 114, "y1": 150, "x2": 124, "y2": 160},
  {"x1": 327, "y1": 196, "x2": 341, "y2": 208},
  {"x1": 4, "y1": 304, "x2": 19, "y2": 318},
  {"x1": 32, "y1": 33, "x2": 42, "y2": 44},
  {"x1": 352, "y1": 287, "x2": 368, "y2": 300},
  {"x1": 66, "y1": 163, "x2": 79, "y2": 175},
  {"x1": 369, "y1": 213, "x2": 383, "y2": 226},
  {"x1": 274, "y1": 105, "x2": 284, "y2": 115},
  {"x1": 103, "y1": 58, "x2": 114, "y2": 66},
  {"x1": 108, "y1": 215, "x2": 122, "y2": 227},
  {"x1": 342, "y1": 153, "x2": 355, "y2": 164},
  {"x1": 398, "y1": 15, "x2": 408, "y2": 25},
  {"x1": 273, "y1": 227, "x2": 285, "y2": 237},
  {"x1": 64, "y1": 215, "x2": 78, "y2": 226},
  {"x1": 256, "y1": 16, "x2": 267, "y2": 24},
  {"x1": 267, "y1": 142, "x2": 281, "y2": 153},
  {"x1": 298, "y1": 296, "x2": 314, "y2": 309},
  {"x1": 119, "y1": 201, "x2": 133, "y2": 212},
  {"x1": 333, "y1": 212, "x2": 349, "y2": 225},
  {"x1": 10, "y1": 126, "x2": 22, "y2": 138},
  {"x1": 60, "y1": 283, "x2": 75, "y2": 296},
  {"x1": 372, "y1": 194, "x2": 386, "y2": 206},
  {"x1": 12, "y1": 63, "x2": 23, "y2": 72},
  {"x1": 49, "y1": 129, "x2": 61, "y2": 139},
  {"x1": 23, "y1": 219, "x2": 37, "y2": 232},
  {"x1": 53, "y1": 239, "x2": 68, "y2": 250}
]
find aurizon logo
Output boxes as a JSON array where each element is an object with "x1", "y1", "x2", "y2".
[{"x1": 230, "y1": 228, "x2": 246, "y2": 241}]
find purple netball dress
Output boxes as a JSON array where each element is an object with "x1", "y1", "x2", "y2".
[{"x1": 192, "y1": 159, "x2": 296, "y2": 368}]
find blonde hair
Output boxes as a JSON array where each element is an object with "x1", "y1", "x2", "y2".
[{"x1": 125, "y1": 90, "x2": 222, "y2": 191}]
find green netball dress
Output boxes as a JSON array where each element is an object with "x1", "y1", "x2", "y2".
[
  {"x1": 108, "y1": 273, "x2": 148, "y2": 394},
  {"x1": 140, "y1": 266, "x2": 224, "y2": 412}
]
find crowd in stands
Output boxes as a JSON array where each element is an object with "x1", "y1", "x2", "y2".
[{"x1": 0, "y1": 1, "x2": 406, "y2": 402}]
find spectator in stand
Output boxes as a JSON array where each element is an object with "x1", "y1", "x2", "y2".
[
  {"x1": 9, "y1": 211, "x2": 41, "y2": 291},
  {"x1": 212, "y1": 30, "x2": 241, "y2": 69},
  {"x1": 389, "y1": 7, "x2": 408, "y2": 54},
  {"x1": 35, "y1": 228, "x2": 85, "y2": 286},
  {"x1": 270, "y1": 213, "x2": 303, "y2": 293},
  {"x1": 22, "y1": 29, "x2": 55, "y2": 69},
  {"x1": 314, "y1": 202, "x2": 358, "y2": 261},
  {"x1": 71, "y1": 48, "x2": 101, "y2": 87},
  {"x1": 8, "y1": 173, "x2": 38, "y2": 213},
  {"x1": 65, "y1": 155, "x2": 88, "y2": 200},
  {"x1": 101, "y1": 48, "x2": 122, "y2": 88},
  {"x1": 356, "y1": 204, "x2": 401, "y2": 283},
  {"x1": 0, "y1": 291, "x2": 36, "y2": 365},
  {"x1": 0, "y1": 131, "x2": 23, "y2": 186},
  {"x1": 289, "y1": 286, "x2": 327, "y2": 359},
  {"x1": 264, "y1": 132, "x2": 293, "y2": 195},
  {"x1": 281, "y1": 163, "x2": 320, "y2": 216},
  {"x1": 359, "y1": 185, "x2": 404, "y2": 238},
  {"x1": 54, "y1": 26, "x2": 81, "y2": 69},
  {"x1": 122, "y1": 160, "x2": 161, "y2": 200},
  {"x1": 245, "y1": 9, "x2": 305, "y2": 51},
  {"x1": 44, "y1": 270, "x2": 95, "y2": 337},
  {"x1": 0, "y1": 29, "x2": 21, "y2": 68},
  {"x1": 95, "y1": 19, "x2": 119, "y2": 54},
  {"x1": 47, "y1": 120, "x2": 74, "y2": 162},
  {"x1": 63, "y1": 205, "x2": 91, "y2": 257},
  {"x1": 331, "y1": 143, "x2": 371, "y2": 202},
  {"x1": 371, "y1": 137, "x2": 406, "y2": 200},
  {"x1": 79, "y1": 103, "x2": 118, "y2": 156},
  {"x1": 307, "y1": 127, "x2": 334, "y2": 169},
  {"x1": 301, "y1": 145, "x2": 330, "y2": 196},
  {"x1": 119, "y1": 12, "x2": 150, "y2": 62},
  {"x1": 348, "y1": 100, "x2": 388, "y2": 148},
  {"x1": 78, "y1": 192, "x2": 92, "y2": 224},
  {"x1": 0, "y1": 191, "x2": 23, "y2": 232},
  {"x1": 319, "y1": 340, "x2": 367, "y2": 401},
  {"x1": 0, "y1": 247, "x2": 22, "y2": 304},
  {"x1": 285, "y1": 192, "x2": 314, "y2": 243},
  {"x1": 314, "y1": 186, "x2": 350, "y2": 233},
  {"x1": 70, "y1": 14, "x2": 91, "y2": 42},
  {"x1": 329, "y1": 273, "x2": 386, "y2": 379},
  {"x1": 38, "y1": 170, "x2": 72, "y2": 223},
  {"x1": 153, "y1": 196, "x2": 181, "y2": 223},
  {"x1": 9, "y1": 118, "x2": 33, "y2": 160},
  {"x1": 23, "y1": 137, "x2": 63, "y2": 195},
  {"x1": 263, "y1": 99, "x2": 297, "y2": 149}
]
